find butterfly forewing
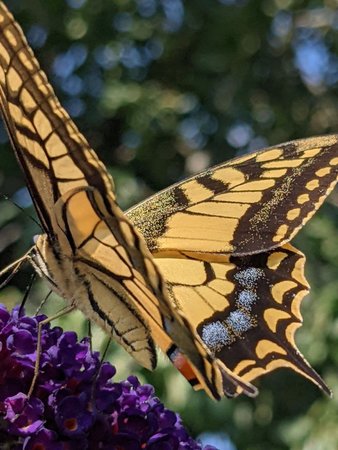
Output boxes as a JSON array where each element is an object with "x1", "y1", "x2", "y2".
[
  {"x1": 127, "y1": 137, "x2": 338, "y2": 256},
  {"x1": 0, "y1": 3, "x2": 115, "y2": 234}
]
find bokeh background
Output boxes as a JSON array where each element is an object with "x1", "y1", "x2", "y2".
[{"x1": 0, "y1": 0, "x2": 337, "y2": 448}]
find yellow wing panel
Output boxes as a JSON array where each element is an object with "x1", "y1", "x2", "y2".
[
  {"x1": 0, "y1": 3, "x2": 114, "y2": 233},
  {"x1": 128, "y1": 136, "x2": 338, "y2": 256},
  {"x1": 51, "y1": 185, "x2": 249, "y2": 399},
  {"x1": 154, "y1": 244, "x2": 331, "y2": 396}
]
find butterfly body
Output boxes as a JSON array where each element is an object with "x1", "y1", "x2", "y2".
[{"x1": 0, "y1": 2, "x2": 337, "y2": 400}]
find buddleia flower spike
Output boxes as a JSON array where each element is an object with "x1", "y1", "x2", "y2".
[{"x1": 0, "y1": 304, "x2": 217, "y2": 449}]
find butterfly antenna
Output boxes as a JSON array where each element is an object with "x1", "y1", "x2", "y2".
[
  {"x1": 0, "y1": 246, "x2": 34, "y2": 289},
  {"x1": 35, "y1": 290, "x2": 53, "y2": 315},
  {"x1": 0, "y1": 192, "x2": 42, "y2": 231},
  {"x1": 19, "y1": 272, "x2": 37, "y2": 317}
]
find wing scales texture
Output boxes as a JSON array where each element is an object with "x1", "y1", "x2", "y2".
[
  {"x1": 0, "y1": 4, "x2": 114, "y2": 233},
  {"x1": 152, "y1": 245, "x2": 331, "y2": 396},
  {"x1": 127, "y1": 138, "x2": 338, "y2": 256}
]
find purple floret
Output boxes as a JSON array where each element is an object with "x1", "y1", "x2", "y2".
[
  {"x1": 0, "y1": 304, "x2": 218, "y2": 449},
  {"x1": 4, "y1": 393, "x2": 44, "y2": 436}
]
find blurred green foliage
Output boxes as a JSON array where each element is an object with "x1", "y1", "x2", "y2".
[{"x1": 0, "y1": 0, "x2": 337, "y2": 448}]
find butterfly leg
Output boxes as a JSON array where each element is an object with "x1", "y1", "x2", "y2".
[
  {"x1": 28, "y1": 304, "x2": 75, "y2": 398},
  {"x1": 35, "y1": 290, "x2": 53, "y2": 315},
  {"x1": 0, "y1": 246, "x2": 34, "y2": 289}
]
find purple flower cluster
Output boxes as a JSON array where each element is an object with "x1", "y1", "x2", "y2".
[{"x1": 0, "y1": 305, "x2": 216, "y2": 450}]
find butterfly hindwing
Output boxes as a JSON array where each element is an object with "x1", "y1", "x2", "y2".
[{"x1": 153, "y1": 244, "x2": 331, "y2": 396}]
